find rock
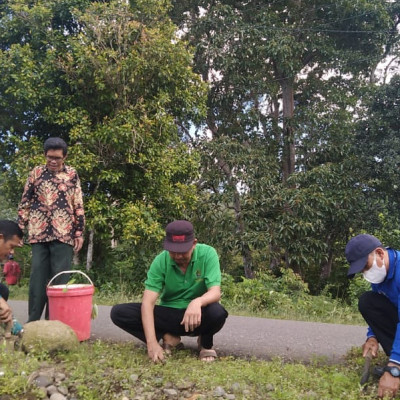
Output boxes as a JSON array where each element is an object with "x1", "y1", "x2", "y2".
[
  {"x1": 163, "y1": 388, "x2": 178, "y2": 397},
  {"x1": 129, "y1": 373, "x2": 139, "y2": 383},
  {"x1": 177, "y1": 382, "x2": 193, "y2": 390},
  {"x1": 213, "y1": 387, "x2": 226, "y2": 397},
  {"x1": 49, "y1": 393, "x2": 67, "y2": 400},
  {"x1": 46, "y1": 385, "x2": 58, "y2": 395},
  {"x1": 230, "y1": 383, "x2": 240, "y2": 392},
  {"x1": 57, "y1": 385, "x2": 68, "y2": 395},
  {"x1": 54, "y1": 372, "x2": 66, "y2": 382},
  {"x1": 303, "y1": 390, "x2": 318, "y2": 398},
  {"x1": 265, "y1": 383, "x2": 275, "y2": 392},
  {"x1": 33, "y1": 374, "x2": 53, "y2": 388},
  {"x1": 224, "y1": 395, "x2": 235, "y2": 400},
  {"x1": 21, "y1": 321, "x2": 79, "y2": 354}
]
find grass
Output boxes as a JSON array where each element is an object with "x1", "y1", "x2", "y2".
[
  {"x1": 0, "y1": 339, "x2": 389, "y2": 400},
  {"x1": 3, "y1": 285, "x2": 388, "y2": 399}
]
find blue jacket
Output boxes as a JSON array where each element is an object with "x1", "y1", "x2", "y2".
[{"x1": 369, "y1": 248, "x2": 400, "y2": 364}]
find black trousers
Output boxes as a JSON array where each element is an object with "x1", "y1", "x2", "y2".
[
  {"x1": 358, "y1": 291, "x2": 398, "y2": 356},
  {"x1": 0, "y1": 283, "x2": 9, "y2": 301},
  {"x1": 110, "y1": 302, "x2": 228, "y2": 349},
  {"x1": 29, "y1": 241, "x2": 73, "y2": 322}
]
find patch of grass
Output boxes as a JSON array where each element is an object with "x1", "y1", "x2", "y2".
[
  {"x1": 7, "y1": 285, "x2": 29, "y2": 301},
  {"x1": 0, "y1": 340, "x2": 384, "y2": 399}
]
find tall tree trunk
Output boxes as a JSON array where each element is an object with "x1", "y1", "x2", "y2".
[
  {"x1": 320, "y1": 236, "x2": 334, "y2": 279},
  {"x1": 86, "y1": 228, "x2": 94, "y2": 271},
  {"x1": 281, "y1": 77, "x2": 295, "y2": 183},
  {"x1": 207, "y1": 113, "x2": 254, "y2": 278}
]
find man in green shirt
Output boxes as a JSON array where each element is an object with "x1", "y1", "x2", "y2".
[{"x1": 111, "y1": 220, "x2": 228, "y2": 362}]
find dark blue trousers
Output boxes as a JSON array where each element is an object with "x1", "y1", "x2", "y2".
[{"x1": 359, "y1": 291, "x2": 398, "y2": 356}]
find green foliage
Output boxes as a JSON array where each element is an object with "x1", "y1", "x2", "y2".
[
  {"x1": 221, "y1": 269, "x2": 362, "y2": 323},
  {"x1": 175, "y1": 0, "x2": 397, "y2": 284},
  {"x1": 0, "y1": 0, "x2": 207, "y2": 271},
  {"x1": 0, "y1": 339, "x2": 380, "y2": 399},
  {"x1": 347, "y1": 275, "x2": 370, "y2": 309}
]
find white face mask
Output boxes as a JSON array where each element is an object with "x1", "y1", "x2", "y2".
[{"x1": 363, "y1": 252, "x2": 387, "y2": 284}]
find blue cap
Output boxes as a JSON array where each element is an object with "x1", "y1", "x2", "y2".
[{"x1": 345, "y1": 234, "x2": 382, "y2": 277}]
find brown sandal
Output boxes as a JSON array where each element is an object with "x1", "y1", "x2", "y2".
[{"x1": 199, "y1": 348, "x2": 217, "y2": 362}]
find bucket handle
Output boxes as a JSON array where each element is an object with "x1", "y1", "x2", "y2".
[{"x1": 47, "y1": 270, "x2": 94, "y2": 287}]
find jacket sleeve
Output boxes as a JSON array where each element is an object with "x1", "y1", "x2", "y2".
[
  {"x1": 17, "y1": 168, "x2": 37, "y2": 232},
  {"x1": 72, "y1": 172, "x2": 85, "y2": 238},
  {"x1": 389, "y1": 295, "x2": 400, "y2": 364}
]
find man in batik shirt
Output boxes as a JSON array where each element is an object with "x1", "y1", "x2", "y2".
[{"x1": 18, "y1": 137, "x2": 85, "y2": 322}]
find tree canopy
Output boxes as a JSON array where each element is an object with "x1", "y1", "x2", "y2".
[{"x1": 0, "y1": 0, "x2": 399, "y2": 294}]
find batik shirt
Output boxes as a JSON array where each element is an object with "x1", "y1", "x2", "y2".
[{"x1": 18, "y1": 164, "x2": 85, "y2": 246}]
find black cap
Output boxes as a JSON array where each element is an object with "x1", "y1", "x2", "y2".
[
  {"x1": 163, "y1": 220, "x2": 195, "y2": 253},
  {"x1": 345, "y1": 234, "x2": 382, "y2": 277}
]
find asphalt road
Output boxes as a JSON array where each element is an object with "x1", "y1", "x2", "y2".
[{"x1": 9, "y1": 300, "x2": 367, "y2": 364}]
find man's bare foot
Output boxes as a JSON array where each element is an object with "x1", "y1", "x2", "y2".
[{"x1": 162, "y1": 333, "x2": 183, "y2": 354}]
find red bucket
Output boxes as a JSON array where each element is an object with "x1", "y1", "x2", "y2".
[{"x1": 46, "y1": 270, "x2": 95, "y2": 341}]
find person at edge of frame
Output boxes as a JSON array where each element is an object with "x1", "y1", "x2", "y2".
[
  {"x1": 346, "y1": 234, "x2": 400, "y2": 398},
  {"x1": 0, "y1": 220, "x2": 24, "y2": 333}
]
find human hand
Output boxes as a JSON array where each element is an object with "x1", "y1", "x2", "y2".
[
  {"x1": 74, "y1": 236, "x2": 84, "y2": 252},
  {"x1": 362, "y1": 337, "x2": 379, "y2": 357},
  {"x1": 147, "y1": 342, "x2": 165, "y2": 363},
  {"x1": 181, "y1": 298, "x2": 202, "y2": 332},
  {"x1": 0, "y1": 298, "x2": 12, "y2": 323},
  {"x1": 378, "y1": 370, "x2": 399, "y2": 398}
]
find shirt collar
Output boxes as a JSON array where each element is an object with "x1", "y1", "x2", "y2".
[
  {"x1": 44, "y1": 164, "x2": 67, "y2": 174},
  {"x1": 387, "y1": 248, "x2": 396, "y2": 280}
]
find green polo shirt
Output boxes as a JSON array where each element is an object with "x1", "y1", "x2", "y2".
[{"x1": 144, "y1": 243, "x2": 221, "y2": 309}]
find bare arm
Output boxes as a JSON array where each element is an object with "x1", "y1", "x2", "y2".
[
  {"x1": 181, "y1": 285, "x2": 221, "y2": 332},
  {"x1": 141, "y1": 289, "x2": 164, "y2": 363},
  {"x1": 0, "y1": 298, "x2": 12, "y2": 323}
]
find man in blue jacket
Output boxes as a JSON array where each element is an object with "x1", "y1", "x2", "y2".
[{"x1": 346, "y1": 234, "x2": 400, "y2": 398}]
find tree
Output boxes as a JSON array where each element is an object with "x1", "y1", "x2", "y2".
[
  {"x1": 171, "y1": 0, "x2": 398, "y2": 282},
  {"x1": 355, "y1": 74, "x2": 400, "y2": 230},
  {"x1": 0, "y1": 0, "x2": 207, "y2": 273}
]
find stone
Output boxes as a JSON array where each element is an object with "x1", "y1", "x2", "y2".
[
  {"x1": 49, "y1": 393, "x2": 67, "y2": 400},
  {"x1": 55, "y1": 372, "x2": 66, "y2": 382},
  {"x1": 33, "y1": 374, "x2": 53, "y2": 388},
  {"x1": 57, "y1": 385, "x2": 68, "y2": 395},
  {"x1": 129, "y1": 373, "x2": 139, "y2": 383},
  {"x1": 265, "y1": 383, "x2": 275, "y2": 392},
  {"x1": 46, "y1": 385, "x2": 58, "y2": 395},
  {"x1": 177, "y1": 382, "x2": 193, "y2": 390},
  {"x1": 163, "y1": 388, "x2": 178, "y2": 397},
  {"x1": 21, "y1": 321, "x2": 79, "y2": 354},
  {"x1": 213, "y1": 387, "x2": 226, "y2": 397},
  {"x1": 230, "y1": 383, "x2": 240, "y2": 392}
]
